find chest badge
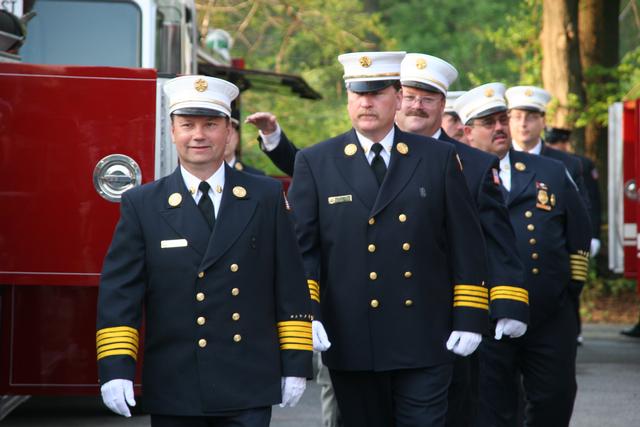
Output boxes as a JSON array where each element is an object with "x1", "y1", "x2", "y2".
[
  {"x1": 344, "y1": 144, "x2": 358, "y2": 156},
  {"x1": 515, "y1": 162, "x2": 526, "y2": 172},
  {"x1": 168, "y1": 193, "x2": 182, "y2": 207},
  {"x1": 233, "y1": 186, "x2": 247, "y2": 198},
  {"x1": 396, "y1": 142, "x2": 409, "y2": 155}
]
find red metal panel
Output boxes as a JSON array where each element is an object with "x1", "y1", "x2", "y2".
[
  {"x1": 622, "y1": 100, "x2": 638, "y2": 279},
  {"x1": 0, "y1": 64, "x2": 157, "y2": 286},
  {"x1": 0, "y1": 285, "x2": 143, "y2": 394}
]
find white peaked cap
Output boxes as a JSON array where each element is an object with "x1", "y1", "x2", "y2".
[{"x1": 454, "y1": 82, "x2": 507, "y2": 125}]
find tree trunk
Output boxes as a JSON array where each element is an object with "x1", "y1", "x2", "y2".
[
  {"x1": 541, "y1": 0, "x2": 586, "y2": 147},
  {"x1": 578, "y1": 0, "x2": 619, "y2": 250},
  {"x1": 579, "y1": 0, "x2": 619, "y2": 159}
]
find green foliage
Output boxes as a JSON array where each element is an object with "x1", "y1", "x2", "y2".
[
  {"x1": 197, "y1": 0, "x2": 391, "y2": 173},
  {"x1": 377, "y1": 0, "x2": 525, "y2": 89}
]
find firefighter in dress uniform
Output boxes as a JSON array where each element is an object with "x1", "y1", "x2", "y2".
[
  {"x1": 96, "y1": 75, "x2": 312, "y2": 426},
  {"x1": 288, "y1": 51, "x2": 489, "y2": 427},
  {"x1": 396, "y1": 53, "x2": 529, "y2": 427},
  {"x1": 506, "y1": 86, "x2": 591, "y2": 213},
  {"x1": 455, "y1": 83, "x2": 591, "y2": 427}
]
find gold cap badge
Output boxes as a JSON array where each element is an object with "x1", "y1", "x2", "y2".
[
  {"x1": 515, "y1": 162, "x2": 526, "y2": 171},
  {"x1": 233, "y1": 186, "x2": 247, "y2": 198},
  {"x1": 484, "y1": 88, "x2": 495, "y2": 97},
  {"x1": 415, "y1": 58, "x2": 427, "y2": 70},
  {"x1": 234, "y1": 162, "x2": 244, "y2": 171},
  {"x1": 168, "y1": 193, "x2": 182, "y2": 207},
  {"x1": 344, "y1": 143, "x2": 358, "y2": 156},
  {"x1": 525, "y1": 88, "x2": 534, "y2": 96},
  {"x1": 194, "y1": 78, "x2": 208, "y2": 92},
  {"x1": 359, "y1": 56, "x2": 372, "y2": 68},
  {"x1": 396, "y1": 142, "x2": 409, "y2": 155}
]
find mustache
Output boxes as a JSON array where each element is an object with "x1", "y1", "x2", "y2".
[
  {"x1": 357, "y1": 110, "x2": 378, "y2": 118},
  {"x1": 492, "y1": 131, "x2": 508, "y2": 141},
  {"x1": 404, "y1": 108, "x2": 429, "y2": 118}
]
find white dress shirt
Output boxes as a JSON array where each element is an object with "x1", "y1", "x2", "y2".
[
  {"x1": 180, "y1": 163, "x2": 225, "y2": 217},
  {"x1": 356, "y1": 127, "x2": 394, "y2": 167}
]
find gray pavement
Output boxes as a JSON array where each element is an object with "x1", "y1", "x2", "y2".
[{"x1": 2, "y1": 323, "x2": 639, "y2": 426}]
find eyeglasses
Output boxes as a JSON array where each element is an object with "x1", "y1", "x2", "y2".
[
  {"x1": 402, "y1": 95, "x2": 440, "y2": 107},
  {"x1": 472, "y1": 115, "x2": 510, "y2": 129}
]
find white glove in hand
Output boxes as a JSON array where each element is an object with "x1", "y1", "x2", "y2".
[
  {"x1": 280, "y1": 376, "x2": 306, "y2": 407},
  {"x1": 446, "y1": 331, "x2": 481, "y2": 356},
  {"x1": 590, "y1": 238, "x2": 601, "y2": 258},
  {"x1": 495, "y1": 318, "x2": 527, "y2": 340},
  {"x1": 312, "y1": 320, "x2": 331, "y2": 351},
  {"x1": 101, "y1": 379, "x2": 135, "y2": 417}
]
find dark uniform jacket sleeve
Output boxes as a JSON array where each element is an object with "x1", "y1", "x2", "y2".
[
  {"x1": 96, "y1": 190, "x2": 146, "y2": 384},
  {"x1": 444, "y1": 134, "x2": 528, "y2": 324},
  {"x1": 259, "y1": 130, "x2": 299, "y2": 177}
]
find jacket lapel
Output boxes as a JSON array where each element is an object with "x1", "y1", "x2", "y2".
[
  {"x1": 370, "y1": 128, "x2": 420, "y2": 217},
  {"x1": 159, "y1": 168, "x2": 210, "y2": 257},
  {"x1": 508, "y1": 151, "x2": 535, "y2": 205},
  {"x1": 334, "y1": 130, "x2": 379, "y2": 210},
  {"x1": 199, "y1": 164, "x2": 257, "y2": 271}
]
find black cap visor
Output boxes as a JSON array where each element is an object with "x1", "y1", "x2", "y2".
[
  {"x1": 347, "y1": 79, "x2": 397, "y2": 94},
  {"x1": 508, "y1": 105, "x2": 544, "y2": 114},
  {"x1": 172, "y1": 107, "x2": 228, "y2": 118}
]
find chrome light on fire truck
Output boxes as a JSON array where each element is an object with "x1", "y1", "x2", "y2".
[
  {"x1": 93, "y1": 154, "x2": 142, "y2": 202},
  {"x1": 624, "y1": 179, "x2": 638, "y2": 201}
]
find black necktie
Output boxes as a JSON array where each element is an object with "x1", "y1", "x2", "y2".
[
  {"x1": 197, "y1": 181, "x2": 215, "y2": 230},
  {"x1": 370, "y1": 143, "x2": 387, "y2": 186}
]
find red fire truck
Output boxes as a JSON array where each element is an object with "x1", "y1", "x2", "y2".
[
  {"x1": 607, "y1": 100, "x2": 640, "y2": 290},
  {"x1": 0, "y1": 0, "x2": 318, "y2": 417}
]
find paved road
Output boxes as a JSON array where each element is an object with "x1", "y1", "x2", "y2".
[{"x1": 2, "y1": 323, "x2": 639, "y2": 426}]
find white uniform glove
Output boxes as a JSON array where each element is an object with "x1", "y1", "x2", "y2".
[
  {"x1": 280, "y1": 376, "x2": 306, "y2": 407},
  {"x1": 312, "y1": 320, "x2": 331, "y2": 351},
  {"x1": 100, "y1": 379, "x2": 135, "y2": 417},
  {"x1": 494, "y1": 318, "x2": 527, "y2": 340},
  {"x1": 590, "y1": 238, "x2": 601, "y2": 258},
  {"x1": 446, "y1": 331, "x2": 482, "y2": 356}
]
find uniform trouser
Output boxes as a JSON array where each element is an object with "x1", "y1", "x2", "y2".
[
  {"x1": 476, "y1": 301, "x2": 578, "y2": 427},
  {"x1": 329, "y1": 364, "x2": 453, "y2": 427},
  {"x1": 316, "y1": 353, "x2": 342, "y2": 427},
  {"x1": 446, "y1": 354, "x2": 478, "y2": 427},
  {"x1": 150, "y1": 407, "x2": 271, "y2": 427}
]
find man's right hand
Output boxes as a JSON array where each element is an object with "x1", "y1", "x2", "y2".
[
  {"x1": 312, "y1": 320, "x2": 331, "y2": 351},
  {"x1": 101, "y1": 378, "x2": 136, "y2": 417},
  {"x1": 245, "y1": 112, "x2": 278, "y2": 135}
]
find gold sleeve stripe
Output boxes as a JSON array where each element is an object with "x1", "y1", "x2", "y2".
[
  {"x1": 278, "y1": 326, "x2": 312, "y2": 333},
  {"x1": 455, "y1": 289, "x2": 488, "y2": 298},
  {"x1": 281, "y1": 343, "x2": 313, "y2": 351},
  {"x1": 308, "y1": 280, "x2": 320, "y2": 303},
  {"x1": 97, "y1": 342, "x2": 138, "y2": 353},
  {"x1": 97, "y1": 348, "x2": 138, "y2": 361},
  {"x1": 455, "y1": 284, "x2": 489, "y2": 293},
  {"x1": 96, "y1": 331, "x2": 139, "y2": 341},
  {"x1": 96, "y1": 336, "x2": 139, "y2": 349},
  {"x1": 280, "y1": 337, "x2": 313, "y2": 345},
  {"x1": 490, "y1": 286, "x2": 528, "y2": 297},
  {"x1": 570, "y1": 254, "x2": 589, "y2": 260},
  {"x1": 453, "y1": 301, "x2": 489, "y2": 310},
  {"x1": 309, "y1": 290, "x2": 320, "y2": 303},
  {"x1": 491, "y1": 293, "x2": 529, "y2": 304},
  {"x1": 308, "y1": 280, "x2": 319, "y2": 291},
  {"x1": 454, "y1": 295, "x2": 489, "y2": 304},
  {"x1": 572, "y1": 274, "x2": 588, "y2": 281},
  {"x1": 278, "y1": 320, "x2": 312, "y2": 328},
  {"x1": 96, "y1": 326, "x2": 138, "y2": 338}
]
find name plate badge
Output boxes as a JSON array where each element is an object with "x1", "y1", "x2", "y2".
[
  {"x1": 161, "y1": 239, "x2": 188, "y2": 249},
  {"x1": 328, "y1": 194, "x2": 353, "y2": 205}
]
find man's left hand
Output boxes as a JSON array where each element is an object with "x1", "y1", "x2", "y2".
[
  {"x1": 494, "y1": 318, "x2": 527, "y2": 340},
  {"x1": 446, "y1": 331, "x2": 481, "y2": 356},
  {"x1": 280, "y1": 376, "x2": 306, "y2": 407}
]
